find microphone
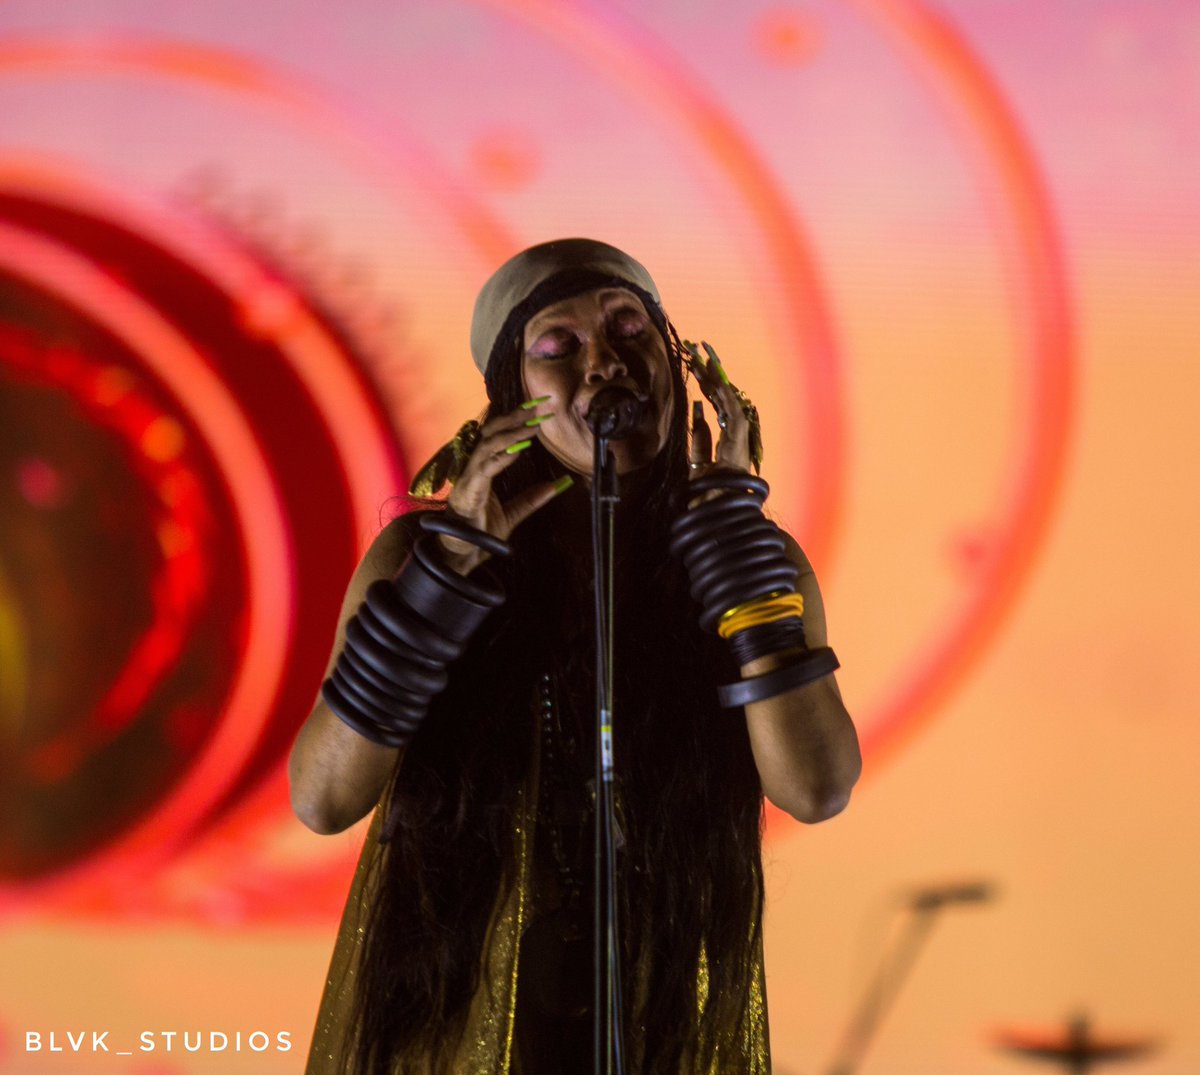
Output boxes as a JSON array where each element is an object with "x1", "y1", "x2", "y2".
[
  {"x1": 586, "y1": 386, "x2": 647, "y2": 440},
  {"x1": 909, "y1": 881, "x2": 995, "y2": 911}
]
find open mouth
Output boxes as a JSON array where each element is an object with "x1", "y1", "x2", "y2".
[{"x1": 581, "y1": 385, "x2": 650, "y2": 420}]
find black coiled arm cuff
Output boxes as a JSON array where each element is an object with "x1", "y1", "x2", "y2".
[
  {"x1": 670, "y1": 470, "x2": 838, "y2": 708},
  {"x1": 320, "y1": 514, "x2": 511, "y2": 747}
]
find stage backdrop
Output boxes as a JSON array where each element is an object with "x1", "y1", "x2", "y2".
[{"x1": 1, "y1": 1, "x2": 1196, "y2": 1072}]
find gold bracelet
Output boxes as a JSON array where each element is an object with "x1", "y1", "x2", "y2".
[{"x1": 717, "y1": 592, "x2": 805, "y2": 640}]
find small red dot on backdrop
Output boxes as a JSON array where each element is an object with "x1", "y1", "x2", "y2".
[
  {"x1": 950, "y1": 530, "x2": 994, "y2": 573},
  {"x1": 469, "y1": 132, "x2": 541, "y2": 191},
  {"x1": 753, "y1": 9, "x2": 822, "y2": 66},
  {"x1": 237, "y1": 281, "x2": 304, "y2": 339},
  {"x1": 141, "y1": 417, "x2": 186, "y2": 463},
  {"x1": 92, "y1": 365, "x2": 137, "y2": 406},
  {"x1": 16, "y1": 457, "x2": 68, "y2": 508}
]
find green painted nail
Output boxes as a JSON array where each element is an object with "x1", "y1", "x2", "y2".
[
  {"x1": 703, "y1": 342, "x2": 731, "y2": 385},
  {"x1": 525, "y1": 412, "x2": 555, "y2": 427},
  {"x1": 520, "y1": 395, "x2": 552, "y2": 410},
  {"x1": 552, "y1": 475, "x2": 574, "y2": 495},
  {"x1": 506, "y1": 438, "x2": 533, "y2": 454}
]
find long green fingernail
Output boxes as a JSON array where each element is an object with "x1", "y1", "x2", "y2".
[
  {"x1": 521, "y1": 395, "x2": 552, "y2": 410},
  {"x1": 552, "y1": 475, "x2": 574, "y2": 495},
  {"x1": 703, "y1": 341, "x2": 731, "y2": 385},
  {"x1": 524, "y1": 412, "x2": 554, "y2": 427},
  {"x1": 506, "y1": 438, "x2": 533, "y2": 454}
]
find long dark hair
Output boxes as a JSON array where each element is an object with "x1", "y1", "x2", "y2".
[{"x1": 348, "y1": 297, "x2": 766, "y2": 1073}]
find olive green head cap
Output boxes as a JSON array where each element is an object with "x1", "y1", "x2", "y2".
[{"x1": 469, "y1": 238, "x2": 662, "y2": 376}]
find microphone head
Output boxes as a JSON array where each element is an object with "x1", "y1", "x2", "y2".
[
  {"x1": 586, "y1": 385, "x2": 648, "y2": 440},
  {"x1": 910, "y1": 881, "x2": 996, "y2": 910}
]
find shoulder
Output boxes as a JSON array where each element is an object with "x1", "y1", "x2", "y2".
[{"x1": 779, "y1": 528, "x2": 815, "y2": 579}]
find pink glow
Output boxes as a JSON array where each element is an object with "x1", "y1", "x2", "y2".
[{"x1": 14, "y1": 457, "x2": 66, "y2": 508}]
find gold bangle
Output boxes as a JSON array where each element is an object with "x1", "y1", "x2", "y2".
[{"x1": 717, "y1": 592, "x2": 805, "y2": 639}]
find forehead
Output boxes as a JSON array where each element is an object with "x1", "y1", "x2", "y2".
[{"x1": 523, "y1": 287, "x2": 648, "y2": 337}]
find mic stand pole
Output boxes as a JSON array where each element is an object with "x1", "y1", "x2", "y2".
[
  {"x1": 591, "y1": 434, "x2": 625, "y2": 1075},
  {"x1": 826, "y1": 903, "x2": 942, "y2": 1075}
]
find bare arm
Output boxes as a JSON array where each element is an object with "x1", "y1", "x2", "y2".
[
  {"x1": 741, "y1": 534, "x2": 860, "y2": 824},
  {"x1": 287, "y1": 515, "x2": 417, "y2": 834},
  {"x1": 683, "y1": 341, "x2": 860, "y2": 824},
  {"x1": 289, "y1": 399, "x2": 569, "y2": 835}
]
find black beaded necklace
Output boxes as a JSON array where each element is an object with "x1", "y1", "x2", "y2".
[
  {"x1": 519, "y1": 670, "x2": 593, "y2": 1019},
  {"x1": 536, "y1": 670, "x2": 588, "y2": 909}
]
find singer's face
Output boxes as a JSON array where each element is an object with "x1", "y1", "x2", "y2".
[{"x1": 521, "y1": 288, "x2": 673, "y2": 476}]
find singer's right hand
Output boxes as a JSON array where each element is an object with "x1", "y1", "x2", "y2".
[{"x1": 439, "y1": 397, "x2": 572, "y2": 573}]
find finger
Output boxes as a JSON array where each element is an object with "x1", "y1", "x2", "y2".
[
  {"x1": 686, "y1": 339, "x2": 722, "y2": 412},
  {"x1": 478, "y1": 395, "x2": 553, "y2": 438},
  {"x1": 503, "y1": 475, "x2": 575, "y2": 532},
  {"x1": 447, "y1": 431, "x2": 537, "y2": 523},
  {"x1": 467, "y1": 415, "x2": 552, "y2": 475},
  {"x1": 699, "y1": 342, "x2": 750, "y2": 471},
  {"x1": 701, "y1": 341, "x2": 731, "y2": 388},
  {"x1": 470, "y1": 432, "x2": 538, "y2": 482},
  {"x1": 690, "y1": 400, "x2": 713, "y2": 467},
  {"x1": 712, "y1": 393, "x2": 750, "y2": 471}
]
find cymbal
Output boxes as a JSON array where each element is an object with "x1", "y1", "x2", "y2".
[{"x1": 994, "y1": 1013, "x2": 1157, "y2": 1074}]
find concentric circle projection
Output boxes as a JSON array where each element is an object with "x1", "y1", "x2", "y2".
[
  {"x1": 0, "y1": 173, "x2": 402, "y2": 906},
  {"x1": 463, "y1": 0, "x2": 1073, "y2": 788},
  {"x1": 0, "y1": 0, "x2": 1072, "y2": 917}
]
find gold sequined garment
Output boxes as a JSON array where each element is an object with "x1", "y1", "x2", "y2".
[{"x1": 304, "y1": 756, "x2": 770, "y2": 1073}]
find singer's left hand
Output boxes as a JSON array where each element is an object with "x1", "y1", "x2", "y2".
[{"x1": 687, "y1": 341, "x2": 751, "y2": 477}]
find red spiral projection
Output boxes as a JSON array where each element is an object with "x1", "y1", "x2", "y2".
[
  {"x1": 0, "y1": 170, "x2": 402, "y2": 913},
  {"x1": 0, "y1": 0, "x2": 1073, "y2": 920},
  {"x1": 456, "y1": 0, "x2": 1074, "y2": 795}
]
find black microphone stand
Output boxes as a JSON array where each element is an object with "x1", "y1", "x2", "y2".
[
  {"x1": 591, "y1": 432, "x2": 625, "y2": 1075},
  {"x1": 827, "y1": 884, "x2": 994, "y2": 1075},
  {"x1": 826, "y1": 901, "x2": 941, "y2": 1075}
]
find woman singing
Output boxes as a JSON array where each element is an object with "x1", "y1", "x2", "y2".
[{"x1": 290, "y1": 238, "x2": 861, "y2": 1074}]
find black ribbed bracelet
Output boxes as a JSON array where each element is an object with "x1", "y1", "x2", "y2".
[
  {"x1": 727, "y1": 617, "x2": 808, "y2": 668},
  {"x1": 330, "y1": 666, "x2": 428, "y2": 728},
  {"x1": 340, "y1": 628, "x2": 449, "y2": 697},
  {"x1": 671, "y1": 469, "x2": 841, "y2": 706},
  {"x1": 363, "y1": 580, "x2": 460, "y2": 665},
  {"x1": 670, "y1": 470, "x2": 795, "y2": 632},
  {"x1": 322, "y1": 512, "x2": 513, "y2": 748},
  {"x1": 393, "y1": 544, "x2": 496, "y2": 643},
  {"x1": 716, "y1": 647, "x2": 840, "y2": 708},
  {"x1": 321, "y1": 679, "x2": 411, "y2": 749},
  {"x1": 419, "y1": 512, "x2": 513, "y2": 558}
]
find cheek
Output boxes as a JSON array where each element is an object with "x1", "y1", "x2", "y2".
[{"x1": 520, "y1": 357, "x2": 557, "y2": 406}]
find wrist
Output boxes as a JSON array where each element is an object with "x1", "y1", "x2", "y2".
[
  {"x1": 739, "y1": 643, "x2": 808, "y2": 679},
  {"x1": 436, "y1": 534, "x2": 488, "y2": 576},
  {"x1": 322, "y1": 514, "x2": 511, "y2": 747}
]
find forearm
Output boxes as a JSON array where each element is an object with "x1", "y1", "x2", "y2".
[
  {"x1": 289, "y1": 698, "x2": 400, "y2": 834},
  {"x1": 287, "y1": 514, "x2": 414, "y2": 835},
  {"x1": 742, "y1": 647, "x2": 860, "y2": 823},
  {"x1": 289, "y1": 512, "x2": 510, "y2": 834}
]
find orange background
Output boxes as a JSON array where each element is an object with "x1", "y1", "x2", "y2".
[{"x1": 0, "y1": 2, "x2": 1197, "y2": 1072}]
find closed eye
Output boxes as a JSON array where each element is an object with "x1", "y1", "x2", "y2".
[
  {"x1": 527, "y1": 329, "x2": 579, "y2": 359},
  {"x1": 609, "y1": 313, "x2": 648, "y2": 339}
]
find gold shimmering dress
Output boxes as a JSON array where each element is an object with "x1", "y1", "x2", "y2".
[{"x1": 305, "y1": 731, "x2": 770, "y2": 1074}]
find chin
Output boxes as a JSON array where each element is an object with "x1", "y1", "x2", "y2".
[{"x1": 610, "y1": 434, "x2": 665, "y2": 474}]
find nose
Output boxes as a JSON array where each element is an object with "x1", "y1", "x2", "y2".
[{"x1": 583, "y1": 337, "x2": 628, "y2": 384}]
